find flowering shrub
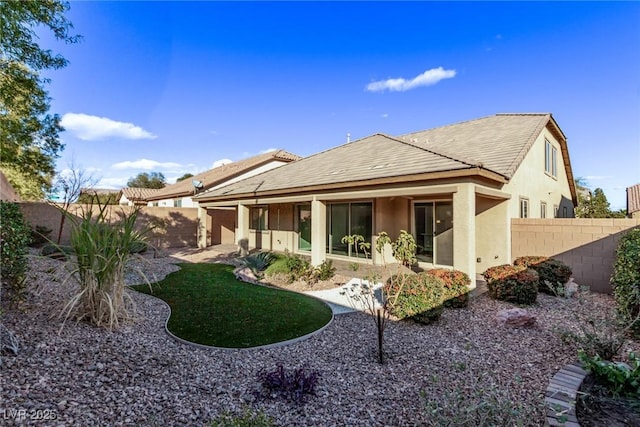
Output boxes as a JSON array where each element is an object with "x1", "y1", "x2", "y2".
[
  {"x1": 424, "y1": 268, "x2": 470, "y2": 308},
  {"x1": 514, "y1": 256, "x2": 572, "y2": 295},
  {"x1": 483, "y1": 264, "x2": 538, "y2": 305},
  {"x1": 385, "y1": 273, "x2": 445, "y2": 324}
]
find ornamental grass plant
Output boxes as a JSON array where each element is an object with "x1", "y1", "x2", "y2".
[{"x1": 60, "y1": 203, "x2": 149, "y2": 329}]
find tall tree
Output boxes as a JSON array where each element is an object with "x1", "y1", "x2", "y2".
[
  {"x1": 127, "y1": 172, "x2": 166, "y2": 189},
  {"x1": 0, "y1": 0, "x2": 80, "y2": 199}
]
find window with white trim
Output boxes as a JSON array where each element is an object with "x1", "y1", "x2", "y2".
[
  {"x1": 520, "y1": 198, "x2": 529, "y2": 218},
  {"x1": 554, "y1": 204, "x2": 559, "y2": 218},
  {"x1": 545, "y1": 139, "x2": 558, "y2": 178},
  {"x1": 540, "y1": 202, "x2": 547, "y2": 218}
]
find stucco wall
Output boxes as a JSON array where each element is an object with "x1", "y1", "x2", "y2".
[
  {"x1": 511, "y1": 218, "x2": 640, "y2": 293},
  {"x1": 502, "y1": 128, "x2": 574, "y2": 219},
  {"x1": 475, "y1": 196, "x2": 510, "y2": 274},
  {"x1": 20, "y1": 202, "x2": 198, "y2": 248}
]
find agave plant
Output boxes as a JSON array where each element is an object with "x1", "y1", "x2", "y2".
[
  {"x1": 240, "y1": 251, "x2": 277, "y2": 278},
  {"x1": 60, "y1": 203, "x2": 150, "y2": 329}
]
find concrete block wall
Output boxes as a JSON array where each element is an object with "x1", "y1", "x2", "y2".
[
  {"x1": 511, "y1": 218, "x2": 640, "y2": 293},
  {"x1": 20, "y1": 202, "x2": 198, "y2": 249}
]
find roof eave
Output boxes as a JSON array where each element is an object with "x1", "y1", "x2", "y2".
[{"x1": 196, "y1": 167, "x2": 507, "y2": 203}]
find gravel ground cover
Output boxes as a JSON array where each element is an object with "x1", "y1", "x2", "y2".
[{"x1": 1, "y1": 248, "x2": 637, "y2": 426}]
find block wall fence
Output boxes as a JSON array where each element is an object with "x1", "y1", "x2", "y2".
[
  {"x1": 19, "y1": 202, "x2": 199, "y2": 249},
  {"x1": 511, "y1": 218, "x2": 640, "y2": 293}
]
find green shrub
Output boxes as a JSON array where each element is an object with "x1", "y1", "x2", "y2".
[
  {"x1": 210, "y1": 408, "x2": 274, "y2": 427},
  {"x1": 579, "y1": 350, "x2": 640, "y2": 397},
  {"x1": 425, "y1": 268, "x2": 470, "y2": 308},
  {"x1": 240, "y1": 251, "x2": 276, "y2": 278},
  {"x1": 385, "y1": 272, "x2": 445, "y2": 324},
  {"x1": 0, "y1": 201, "x2": 31, "y2": 302},
  {"x1": 61, "y1": 204, "x2": 149, "y2": 328},
  {"x1": 285, "y1": 254, "x2": 312, "y2": 283},
  {"x1": 315, "y1": 259, "x2": 336, "y2": 281},
  {"x1": 29, "y1": 225, "x2": 52, "y2": 247},
  {"x1": 264, "y1": 255, "x2": 288, "y2": 276},
  {"x1": 611, "y1": 227, "x2": 640, "y2": 337},
  {"x1": 483, "y1": 264, "x2": 538, "y2": 305},
  {"x1": 515, "y1": 256, "x2": 572, "y2": 295}
]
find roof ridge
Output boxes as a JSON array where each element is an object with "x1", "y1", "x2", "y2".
[{"x1": 387, "y1": 133, "x2": 482, "y2": 169}]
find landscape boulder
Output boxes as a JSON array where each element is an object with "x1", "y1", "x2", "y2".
[{"x1": 495, "y1": 308, "x2": 536, "y2": 327}]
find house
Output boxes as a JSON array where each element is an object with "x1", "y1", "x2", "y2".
[
  {"x1": 144, "y1": 150, "x2": 301, "y2": 209},
  {"x1": 120, "y1": 188, "x2": 163, "y2": 206},
  {"x1": 627, "y1": 183, "x2": 640, "y2": 218},
  {"x1": 194, "y1": 113, "x2": 577, "y2": 281}
]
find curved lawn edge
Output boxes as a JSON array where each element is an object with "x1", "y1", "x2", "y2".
[{"x1": 130, "y1": 264, "x2": 334, "y2": 350}]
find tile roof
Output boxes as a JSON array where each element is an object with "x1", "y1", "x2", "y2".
[
  {"x1": 400, "y1": 113, "x2": 552, "y2": 179},
  {"x1": 195, "y1": 113, "x2": 567, "y2": 202},
  {"x1": 628, "y1": 183, "x2": 640, "y2": 214},
  {"x1": 146, "y1": 150, "x2": 300, "y2": 201},
  {"x1": 121, "y1": 187, "x2": 163, "y2": 201}
]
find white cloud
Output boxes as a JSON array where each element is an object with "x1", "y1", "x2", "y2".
[
  {"x1": 212, "y1": 159, "x2": 233, "y2": 168},
  {"x1": 61, "y1": 113, "x2": 157, "y2": 141},
  {"x1": 112, "y1": 158, "x2": 183, "y2": 170},
  {"x1": 366, "y1": 67, "x2": 456, "y2": 93},
  {"x1": 260, "y1": 148, "x2": 277, "y2": 154},
  {"x1": 381, "y1": 113, "x2": 389, "y2": 118},
  {"x1": 585, "y1": 175, "x2": 612, "y2": 181},
  {"x1": 96, "y1": 177, "x2": 129, "y2": 189}
]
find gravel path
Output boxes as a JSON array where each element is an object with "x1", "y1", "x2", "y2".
[{"x1": 1, "y1": 249, "x2": 636, "y2": 426}]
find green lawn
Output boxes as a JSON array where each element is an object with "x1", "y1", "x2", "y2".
[{"x1": 131, "y1": 263, "x2": 332, "y2": 348}]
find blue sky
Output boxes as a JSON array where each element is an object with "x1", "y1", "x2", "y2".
[{"x1": 41, "y1": 1, "x2": 639, "y2": 209}]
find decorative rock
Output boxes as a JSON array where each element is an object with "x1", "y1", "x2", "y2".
[
  {"x1": 564, "y1": 279, "x2": 578, "y2": 298},
  {"x1": 233, "y1": 266, "x2": 260, "y2": 284},
  {"x1": 496, "y1": 308, "x2": 537, "y2": 327}
]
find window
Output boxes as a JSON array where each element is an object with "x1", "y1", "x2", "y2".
[
  {"x1": 540, "y1": 202, "x2": 547, "y2": 218},
  {"x1": 175, "y1": 199, "x2": 182, "y2": 208},
  {"x1": 250, "y1": 206, "x2": 268, "y2": 230},
  {"x1": 545, "y1": 139, "x2": 558, "y2": 178},
  {"x1": 554, "y1": 205, "x2": 559, "y2": 218},
  {"x1": 326, "y1": 202, "x2": 373, "y2": 257},
  {"x1": 519, "y1": 198, "x2": 529, "y2": 218}
]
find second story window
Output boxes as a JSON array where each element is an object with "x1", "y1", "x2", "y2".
[
  {"x1": 545, "y1": 139, "x2": 558, "y2": 178},
  {"x1": 520, "y1": 198, "x2": 529, "y2": 218}
]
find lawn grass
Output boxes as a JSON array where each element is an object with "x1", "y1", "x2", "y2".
[{"x1": 131, "y1": 263, "x2": 333, "y2": 348}]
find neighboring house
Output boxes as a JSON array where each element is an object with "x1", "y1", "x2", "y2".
[
  {"x1": 194, "y1": 113, "x2": 577, "y2": 282},
  {"x1": 120, "y1": 188, "x2": 163, "y2": 206},
  {"x1": 0, "y1": 170, "x2": 21, "y2": 202},
  {"x1": 627, "y1": 183, "x2": 640, "y2": 218},
  {"x1": 145, "y1": 150, "x2": 301, "y2": 208}
]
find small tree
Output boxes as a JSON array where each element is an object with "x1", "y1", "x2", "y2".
[
  {"x1": 53, "y1": 161, "x2": 98, "y2": 243},
  {"x1": 175, "y1": 173, "x2": 194, "y2": 182}
]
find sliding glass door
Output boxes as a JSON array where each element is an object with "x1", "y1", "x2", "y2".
[
  {"x1": 413, "y1": 202, "x2": 453, "y2": 266},
  {"x1": 327, "y1": 202, "x2": 372, "y2": 258},
  {"x1": 297, "y1": 204, "x2": 312, "y2": 251}
]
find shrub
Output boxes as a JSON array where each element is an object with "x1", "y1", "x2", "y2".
[
  {"x1": 0, "y1": 201, "x2": 31, "y2": 302},
  {"x1": 285, "y1": 254, "x2": 312, "y2": 283},
  {"x1": 425, "y1": 268, "x2": 471, "y2": 308},
  {"x1": 315, "y1": 259, "x2": 336, "y2": 281},
  {"x1": 240, "y1": 251, "x2": 276, "y2": 278},
  {"x1": 60, "y1": 204, "x2": 149, "y2": 329},
  {"x1": 515, "y1": 256, "x2": 572, "y2": 295},
  {"x1": 483, "y1": 264, "x2": 538, "y2": 305},
  {"x1": 385, "y1": 273, "x2": 445, "y2": 324},
  {"x1": 391, "y1": 230, "x2": 418, "y2": 267},
  {"x1": 255, "y1": 364, "x2": 320, "y2": 404},
  {"x1": 579, "y1": 350, "x2": 640, "y2": 397},
  {"x1": 209, "y1": 408, "x2": 274, "y2": 427},
  {"x1": 611, "y1": 227, "x2": 640, "y2": 337},
  {"x1": 29, "y1": 225, "x2": 52, "y2": 247}
]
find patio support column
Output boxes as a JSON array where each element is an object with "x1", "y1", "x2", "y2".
[
  {"x1": 310, "y1": 197, "x2": 326, "y2": 266},
  {"x1": 453, "y1": 183, "x2": 476, "y2": 281},
  {"x1": 237, "y1": 204, "x2": 250, "y2": 255},
  {"x1": 197, "y1": 206, "x2": 207, "y2": 249}
]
